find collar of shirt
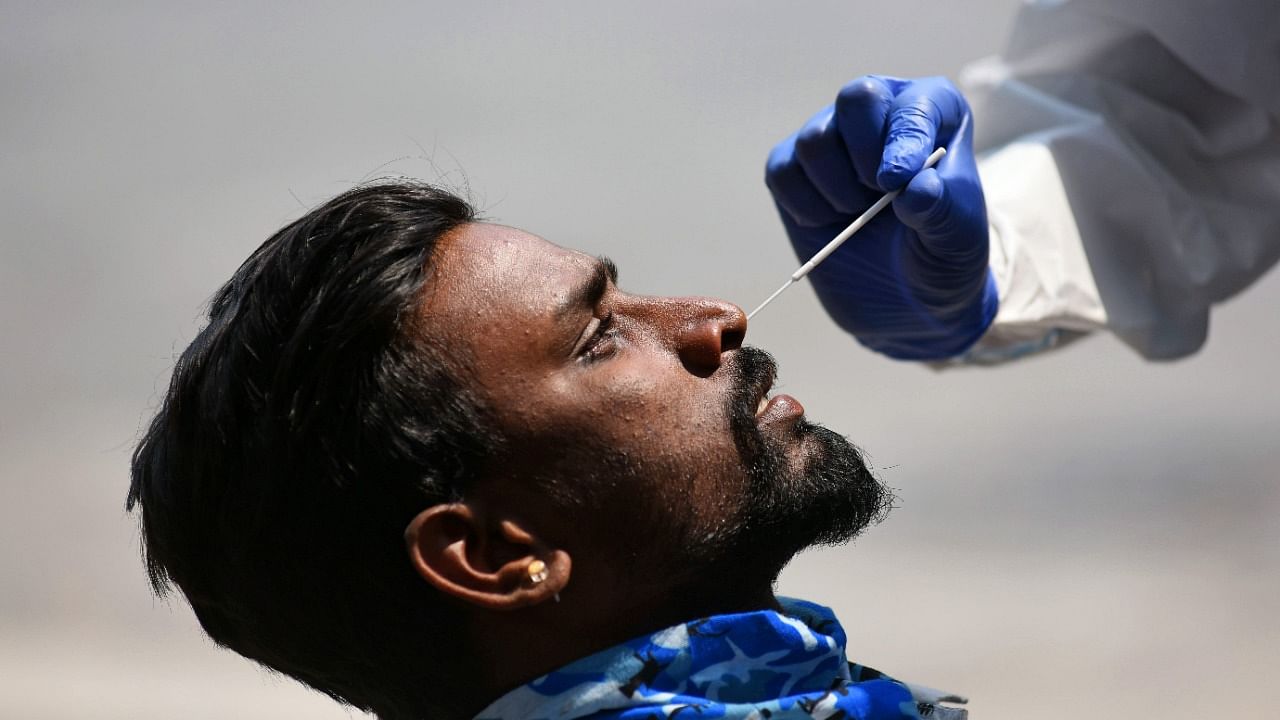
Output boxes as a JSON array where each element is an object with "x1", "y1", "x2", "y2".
[{"x1": 474, "y1": 597, "x2": 961, "y2": 720}]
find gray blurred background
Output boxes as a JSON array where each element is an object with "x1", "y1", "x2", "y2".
[{"x1": 3, "y1": 2, "x2": 1277, "y2": 718}]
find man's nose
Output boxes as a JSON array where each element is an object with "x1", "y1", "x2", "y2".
[{"x1": 673, "y1": 298, "x2": 747, "y2": 377}]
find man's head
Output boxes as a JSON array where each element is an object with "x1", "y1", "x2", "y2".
[{"x1": 128, "y1": 181, "x2": 891, "y2": 719}]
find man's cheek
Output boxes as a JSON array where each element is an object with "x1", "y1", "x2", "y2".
[{"x1": 570, "y1": 377, "x2": 670, "y2": 431}]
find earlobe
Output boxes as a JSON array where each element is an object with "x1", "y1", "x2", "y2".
[{"x1": 404, "y1": 503, "x2": 570, "y2": 611}]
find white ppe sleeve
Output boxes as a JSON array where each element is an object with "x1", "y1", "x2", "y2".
[{"x1": 959, "y1": 0, "x2": 1280, "y2": 363}]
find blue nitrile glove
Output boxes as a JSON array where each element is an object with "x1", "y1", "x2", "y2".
[{"x1": 764, "y1": 75, "x2": 998, "y2": 360}]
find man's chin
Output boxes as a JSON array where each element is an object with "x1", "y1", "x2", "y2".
[
  {"x1": 652, "y1": 420, "x2": 893, "y2": 614},
  {"x1": 786, "y1": 421, "x2": 892, "y2": 545},
  {"x1": 716, "y1": 345, "x2": 893, "y2": 586},
  {"x1": 733, "y1": 419, "x2": 893, "y2": 565}
]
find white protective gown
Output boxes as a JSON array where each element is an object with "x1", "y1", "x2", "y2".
[{"x1": 960, "y1": 0, "x2": 1280, "y2": 362}]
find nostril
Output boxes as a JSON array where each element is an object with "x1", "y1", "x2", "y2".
[
  {"x1": 719, "y1": 302, "x2": 748, "y2": 351},
  {"x1": 721, "y1": 326, "x2": 745, "y2": 352},
  {"x1": 678, "y1": 326, "x2": 722, "y2": 378},
  {"x1": 672, "y1": 299, "x2": 748, "y2": 377}
]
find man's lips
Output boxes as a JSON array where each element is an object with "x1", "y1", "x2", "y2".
[
  {"x1": 756, "y1": 393, "x2": 804, "y2": 423},
  {"x1": 747, "y1": 367, "x2": 804, "y2": 423},
  {"x1": 732, "y1": 346, "x2": 803, "y2": 425},
  {"x1": 747, "y1": 365, "x2": 776, "y2": 417}
]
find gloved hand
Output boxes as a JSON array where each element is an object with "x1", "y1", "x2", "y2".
[{"x1": 764, "y1": 75, "x2": 998, "y2": 360}]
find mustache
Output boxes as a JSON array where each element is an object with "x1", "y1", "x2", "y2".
[{"x1": 728, "y1": 346, "x2": 777, "y2": 422}]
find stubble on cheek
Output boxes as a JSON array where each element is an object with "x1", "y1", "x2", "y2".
[{"x1": 550, "y1": 384, "x2": 755, "y2": 567}]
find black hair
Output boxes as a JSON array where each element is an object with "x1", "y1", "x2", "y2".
[{"x1": 127, "y1": 181, "x2": 494, "y2": 719}]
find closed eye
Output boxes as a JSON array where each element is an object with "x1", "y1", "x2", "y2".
[
  {"x1": 576, "y1": 311, "x2": 616, "y2": 362},
  {"x1": 571, "y1": 315, "x2": 603, "y2": 356},
  {"x1": 561, "y1": 255, "x2": 620, "y2": 360}
]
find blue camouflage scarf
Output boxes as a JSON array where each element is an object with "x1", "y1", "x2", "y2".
[{"x1": 475, "y1": 598, "x2": 966, "y2": 720}]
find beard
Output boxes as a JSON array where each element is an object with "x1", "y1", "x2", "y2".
[
  {"x1": 714, "y1": 346, "x2": 894, "y2": 574},
  {"x1": 536, "y1": 346, "x2": 893, "y2": 608}
]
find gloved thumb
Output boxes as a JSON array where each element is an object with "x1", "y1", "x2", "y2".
[
  {"x1": 893, "y1": 105, "x2": 987, "y2": 263},
  {"x1": 893, "y1": 167, "x2": 986, "y2": 262},
  {"x1": 877, "y1": 77, "x2": 965, "y2": 191}
]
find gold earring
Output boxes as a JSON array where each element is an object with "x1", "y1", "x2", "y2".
[{"x1": 527, "y1": 559, "x2": 548, "y2": 584}]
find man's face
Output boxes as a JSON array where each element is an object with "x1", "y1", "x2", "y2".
[{"x1": 421, "y1": 223, "x2": 887, "y2": 600}]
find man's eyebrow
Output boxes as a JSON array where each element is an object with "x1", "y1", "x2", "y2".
[
  {"x1": 599, "y1": 256, "x2": 619, "y2": 285},
  {"x1": 557, "y1": 256, "x2": 618, "y2": 321}
]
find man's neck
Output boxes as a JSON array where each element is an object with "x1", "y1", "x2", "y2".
[{"x1": 461, "y1": 581, "x2": 782, "y2": 718}]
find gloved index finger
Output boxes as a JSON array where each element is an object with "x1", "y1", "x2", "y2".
[
  {"x1": 877, "y1": 76, "x2": 966, "y2": 191},
  {"x1": 834, "y1": 75, "x2": 898, "y2": 191}
]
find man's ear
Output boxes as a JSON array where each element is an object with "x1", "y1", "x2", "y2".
[{"x1": 404, "y1": 503, "x2": 570, "y2": 611}]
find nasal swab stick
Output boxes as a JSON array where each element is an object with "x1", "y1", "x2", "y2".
[{"x1": 747, "y1": 146, "x2": 947, "y2": 320}]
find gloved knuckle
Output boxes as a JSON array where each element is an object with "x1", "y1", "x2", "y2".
[
  {"x1": 763, "y1": 162, "x2": 785, "y2": 191},
  {"x1": 923, "y1": 96, "x2": 945, "y2": 123},
  {"x1": 918, "y1": 76, "x2": 967, "y2": 114},
  {"x1": 794, "y1": 126, "x2": 824, "y2": 160},
  {"x1": 765, "y1": 157, "x2": 805, "y2": 200},
  {"x1": 889, "y1": 109, "x2": 934, "y2": 141},
  {"x1": 765, "y1": 141, "x2": 792, "y2": 177},
  {"x1": 764, "y1": 160, "x2": 786, "y2": 191},
  {"x1": 836, "y1": 76, "x2": 886, "y2": 107},
  {"x1": 896, "y1": 85, "x2": 946, "y2": 123},
  {"x1": 897, "y1": 103, "x2": 933, "y2": 123}
]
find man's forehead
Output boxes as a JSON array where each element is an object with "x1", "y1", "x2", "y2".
[
  {"x1": 421, "y1": 222, "x2": 597, "y2": 331},
  {"x1": 449, "y1": 222, "x2": 591, "y2": 281}
]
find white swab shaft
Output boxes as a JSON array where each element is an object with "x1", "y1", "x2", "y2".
[
  {"x1": 747, "y1": 146, "x2": 947, "y2": 321},
  {"x1": 747, "y1": 278, "x2": 796, "y2": 320}
]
